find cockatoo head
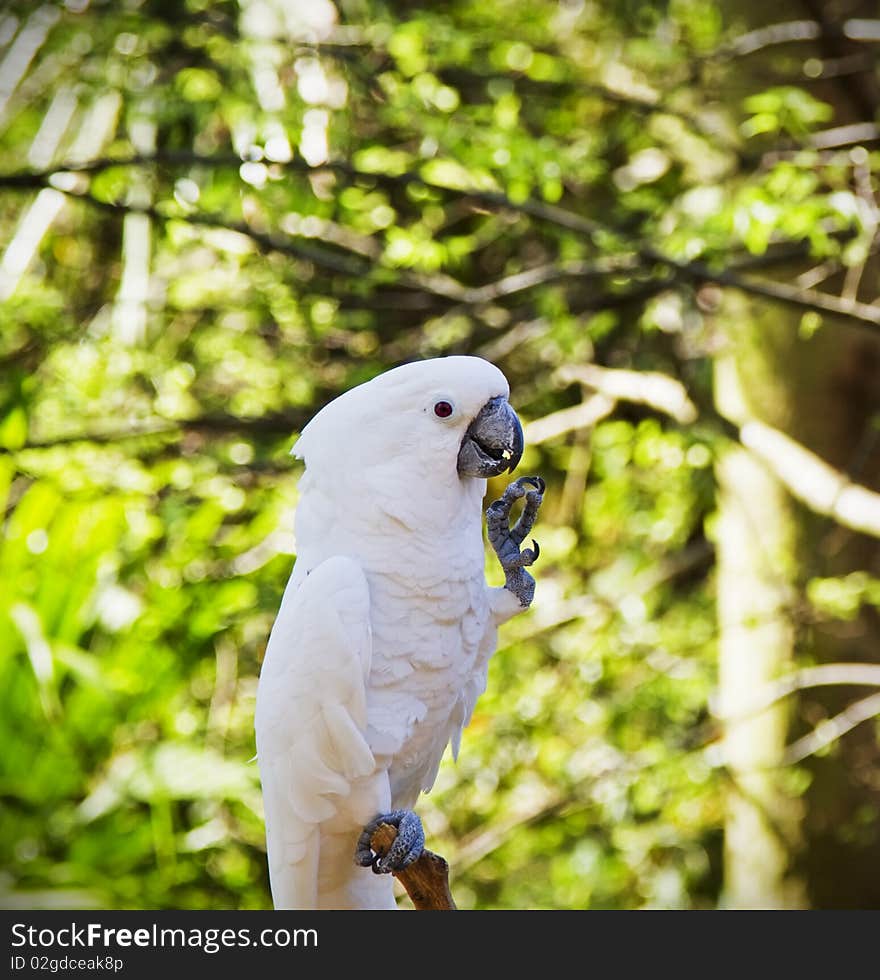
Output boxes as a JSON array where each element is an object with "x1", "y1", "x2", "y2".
[{"x1": 293, "y1": 356, "x2": 523, "y2": 484}]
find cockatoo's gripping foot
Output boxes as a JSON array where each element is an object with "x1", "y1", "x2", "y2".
[
  {"x1": 487, "y1": 475, "x2": 545, "y2": 608},
  {"x1": 355, "y1": 809, "x2": 425, "y2": 874}
]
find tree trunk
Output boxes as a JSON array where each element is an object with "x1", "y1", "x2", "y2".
[
  {"x1": 714, "y1": 299, "x2": 805, "y2": 909},
  {"x1": 715, "y1": 288, "x2": 880, "y2": 907},
  {"x1": 714, "y1": 0, "x2": 880, "y2": 910}
]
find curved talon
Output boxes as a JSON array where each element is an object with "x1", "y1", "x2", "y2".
[
  {"x1": 517, "y1": 475, "x2": 545, "y2": 493},
  {"x1": 516, "y1": 545, "x2": 539, "y2": 568},
  {"x1": 531, "y1": 538, "x2": 540, "y2": 561}
]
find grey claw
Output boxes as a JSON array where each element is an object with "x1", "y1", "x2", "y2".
[
  {"x1": 355, "y1": 809, "x2": 425, "y2": 874},
  {"x1": 519, "y1": 475, "x2": 545, "y2": 493},
  {"x1": 487, "y1": 475, "x2": 545, "y2": 608}
]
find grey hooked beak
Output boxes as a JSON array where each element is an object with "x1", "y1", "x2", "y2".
[{"x1": 457, "y1": 395, "x2": 524, "y2": 478}]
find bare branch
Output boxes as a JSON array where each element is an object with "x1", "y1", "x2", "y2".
[
  {"x1": 720, "y1": 18, "x2": 880, "y2": 58},
  {"x1": 740, "y1": 420, "x2": 880, "y2": 538},
  {"x1": 455, "y1": 256, "x2": 641, "y2": 305},
  {"x1": 0, "y1": 150, "x2": 610, "y2": 240},
  {"x1": 0, "y1": 411, "x2": 307, "y2": 454},
  {"x1": 718, "y1": 663, "x2": 880, "y2": 721},
  {"x1": 527, "y1": 365, "x2": 880, "y2": 544},
  {"x1": 523, "y1": 394, "x2": 616, "y2": 445},
  {"x1": 3, "y1": 152, "x2": 878, "y2": 329},
  {"x1": 724, "y1": 19, "x2": 822, "y2": 57},
  {"x1": 642, "y1": 252, "x2": 880, "y2": 329},
  {"x1": 69, "y1": 191, "x2": 372, "y2": 277},
  {"x1": 558, "y1": 363, "x2": 699, "y2": 424},
  {"x1": 522, "y1": 362, "x2": 702, "y2": 447},
  {"x1": 783, "y1": 691, "x2": 880, "y2": 764},
  {"x1": 808, "y1": 121, "x2": 880, "y2": 150},
  {"x1": 800, "y1": 2, "x2": 880, "y2": 122}
]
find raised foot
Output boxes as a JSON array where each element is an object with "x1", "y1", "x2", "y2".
[
  {"x1": 354, "y1": 809, "x2": 425, "y2": 874},
  {"x1": 487, "y1": 475, "x2": 545, "y2": 608}
]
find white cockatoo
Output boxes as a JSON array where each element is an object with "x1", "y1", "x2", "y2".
[{"x1": 254, "y1": 355, "x2": 544, "y2": 909}]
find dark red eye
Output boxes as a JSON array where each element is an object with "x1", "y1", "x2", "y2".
[{"x1": 433, "y1": 400, "x2": 454, "y2": 418}]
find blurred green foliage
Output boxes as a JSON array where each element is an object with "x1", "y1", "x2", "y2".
[{"x1": 0, "y1": 0, "x2": 877, "y2": 909}]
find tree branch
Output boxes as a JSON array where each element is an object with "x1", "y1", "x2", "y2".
[
  {"x1": 637, "y1": 250, "x2": 880, "y2": 329},
  {"x1": 369, "y1": 823, "x2": 456, "y2": 911},
  {"x1": 718, "y1": 18, "x2": 880, "y2": 59},
  {"x1": 0, "y1": 411, "x2": 307, "y2": 454},
  {"x1": 453, "y1": 256, "x2": 641, "y2": 305},
  {"x1": 740, "y1": 420, "x2": 880, "y2": 538},
  {"x1": 783, "y1": 691, "x2": 880, "y2": 764},
  {"x1": 557, "y1": 364, "x2": 699, "y2": 425},
  {"x1": 3, "y1": 153, "x2": 878, "y2": 328},
  {"x1": 718, "y1": 663, "x2": 880, "y2": 722},
  {"x1": 64, "y1": 189, "x2": 372, "y2": 277},
  {"x1": 523, "y1": 394, "x2": 616, "y2": 445},
  {"x1": 525, "y1": 363, "x2": 880, "y2": 542},
  {"x1": 798, "y1": 2, "x2": 879, "y2": 122},
  {"x1": 808, "y1": 121, "x2": 880, "y2": 150}
]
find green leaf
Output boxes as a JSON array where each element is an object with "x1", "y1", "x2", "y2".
[{"x1": 0, "y1": 406, "x2": 27, "y2": 450}]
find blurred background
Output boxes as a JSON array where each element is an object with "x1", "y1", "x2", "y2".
[{"x1": 0, "y1": 0, "x2": 878, "y2": 910}]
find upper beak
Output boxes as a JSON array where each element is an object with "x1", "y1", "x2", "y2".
[{"x1": 457, "y1": 395, "x2": 524, "y2": 478}]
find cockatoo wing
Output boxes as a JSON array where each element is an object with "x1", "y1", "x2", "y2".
[{"x1": 254, "y1": 555, "x2": 377, "y2": 909}]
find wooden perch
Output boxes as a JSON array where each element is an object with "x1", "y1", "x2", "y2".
[{"x1": 370, "y1": 823, "x2": 457, "y2": 910}]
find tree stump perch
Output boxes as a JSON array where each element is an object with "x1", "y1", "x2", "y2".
[{"x1": 370, "y1": 823, "x2": 457, "y2": 910}]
